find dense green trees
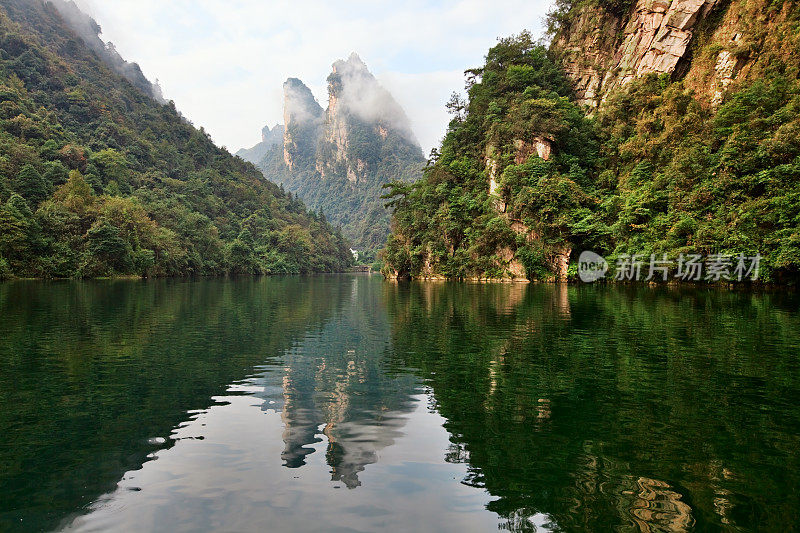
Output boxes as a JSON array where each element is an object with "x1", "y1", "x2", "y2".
[
  {"x1": 384, "y1": 24, "x2": 800, "y2": 283},
  {"x1": 591, "y1": 73, "x2": 800, "y2": 281},
  {"x1": 383, "y1": 33, "x2": 596, "y2": 279},
  {"x1": 0, "y1": 0, "x2": 352, "y2": 279}
]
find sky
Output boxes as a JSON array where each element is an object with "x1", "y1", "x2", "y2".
[{"x1": 72, "y1": 0, "x2": 556, "y2": 155}]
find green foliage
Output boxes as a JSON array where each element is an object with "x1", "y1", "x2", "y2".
[
  {"x1": 258, "y1": 113, "x2": 425, "y2": 252},
  {"x1": 516, "y1": 243, "x2": 552, "y2": 280},
  {"x1": 15, "y1": 163, "x2": 49, "y2": 205},
  {"x1": 593, "y1": 74, "x2": 800, "y2": 280},
  {"x1": 0, "y1": 0, "x2": 352, "y2": 278},
  {"x1": 386, "y1": 26, "x2": 800, "y2": 283},
  {"x1": 383, "y1": 34, "x2": 596, "y2": 279},
  {"x1": 546, "y1": 0, "x2": 637, "y2": 36},
  {"x1": 0, "y1": 255, "x2": 11, "y2": 279}
]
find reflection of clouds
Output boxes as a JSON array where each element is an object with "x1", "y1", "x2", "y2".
[{"x1": 499, "y1": 509, "x2": 555, "y2": 532}]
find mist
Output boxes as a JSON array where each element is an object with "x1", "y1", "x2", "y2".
[
  {"x1": 329, "y1": 53, "x2": 419, "y2": 146},
  {"x1": 283, "y1": 78, "x2": 324, "y2": 126},
  {"x1": 46, "y1": 0, "x2": 165, "y2": 103}
]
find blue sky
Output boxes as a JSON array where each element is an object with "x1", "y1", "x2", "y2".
[{"x1": 75, "y1": 0, "x2": 556, "y2": 154}]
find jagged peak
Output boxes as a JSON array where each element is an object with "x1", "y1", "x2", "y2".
[
  {"x1": 332, "y1": 52, "x2": 369, "y2": 74},
  {"x1": 261, "y1": 124, "x2": 284, "y2": 142},
  {"x1": 325, "y1": 54, "x2": 416, "y2": 143},
  {"x1": 283, "y1": 78, "x2": 323, "y2": 125}
]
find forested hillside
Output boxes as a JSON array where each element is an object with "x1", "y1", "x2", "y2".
[
  {"x1": 384, "y1": 0, "x2": 800, "y2": 283},
  {"x1": 0, "y1": 0, "x2": 352, "y2": 279}
]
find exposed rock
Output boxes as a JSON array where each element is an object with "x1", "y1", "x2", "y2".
[
  {"x1": 499, "y1": 247, "x2": 528, "y2": 280},
  {"x1": 485, "y1": 136, "x2": 561, "y2": 279},
  {"x1": 513, "y1": 137, "x2": 553, "y2": 164},
  {"x1": 710, "y1": 34, "x2": 748, "y2": 105},
  {"x1": 318, "y1": 53, "x2": 419, "y2": 183},
  {"x1": 486, "y1": 137, "x2": 551, "y2": 202},
  {"x1": 246, "y1": 55, "x2": 424, "y2": 250},
  {"x1": 550, "y1": 244, "x2": 572, "y2": 282},
  {"x1": 553, "y1": 5, "x2": 626, "y2": 107},
  {"x1": 486, "y1": 144, "x2": 502, "y2": 208},
  {"x1": 554, "y1": 0, "x2": 720, "y2": 107},
  {"x1": 282, "y1": 78, "x2": 323, "y2": 171}
]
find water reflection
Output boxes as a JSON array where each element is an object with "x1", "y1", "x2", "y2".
[
  {"x1": 1, "y1": 277, "x2": 799, "y2": 532},
  {"x1": 385, "y1": 282, "x2": 800, "y2": 531},
  {"x1": 0, "y1": 277, "x2": 350, "y2": 531},
  {"x1": 265, "y1": 279, "x2": 417, "y2": 488}
]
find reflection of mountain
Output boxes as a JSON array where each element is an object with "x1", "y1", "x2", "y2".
[
  {"x1": 5, "y1": 276, "x2": 800, "y2": 531},
  {"x1": 0, "y1": 277, "x2": 348, "y2": 532},
  {"x1": 385, "y1": 282, "x2": 800, "y2": 532},
  {"x1": 258, "y1": 275, "x2": 418, "y2": 488}
]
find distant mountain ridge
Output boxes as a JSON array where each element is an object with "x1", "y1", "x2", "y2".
[
  {"x1": 236, "y1": 124, "x2": 284, "y2": 165},
  {"x1": 240, "y1": 54, "x2": 425, "y2": 252}
]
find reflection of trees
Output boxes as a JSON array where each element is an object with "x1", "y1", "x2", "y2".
[
  {"x1": 385, "y1": 282, "x2": 800, "y2": 531},
  {"x1": 271, "y1": 276, "x2": 418, "y2": 488},
  {"x1": 0, "y1": 277, "x2": 346, "y2": 531}
]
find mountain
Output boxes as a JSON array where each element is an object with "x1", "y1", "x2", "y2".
[
  {"x1": 0, "y1": 0, "x2": 352, "y2": 279},
  {"x1": 245, "y1": 54, "x2": 425, "y2": 252},
  {"x1": 235, "y1": 124, "x2": 284, "y2": 165},
  {"x1": 45, "y1": 0, "x2": 165, "y2": 103},
  {"x1": 383, "y1": 0, "x2": 800, "y2": 283}
]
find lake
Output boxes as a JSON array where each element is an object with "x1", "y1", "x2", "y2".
[{"x1": 1, "y1": 276, "x2": 798, "y2": 531}]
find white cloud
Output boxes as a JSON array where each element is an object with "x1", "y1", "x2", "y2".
[{"x1": 79, "y1": 0, "x2": 555, "y2": 154}]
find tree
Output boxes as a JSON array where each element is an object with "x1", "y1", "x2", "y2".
[
  {"x1": 15, "y1": 164, "x2": 49, "y2": 206},
  {"x1": 87, "y1": 221, "x2": 132, "y2": 274},
  {"x1": 0, "y1": 194, "x2": 34, "y2": 270}
]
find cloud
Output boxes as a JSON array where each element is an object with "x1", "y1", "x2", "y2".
[
  {"x1": 378, "y1": 69, "x2": 467, "y2": 156},
  {"x1": 329, "y1": 53, "x2": 418, "y2": 145},
  {"x1": 76, "y1": 0, "x2": 555, "y2": 154},
  {"x1": 283, "y1": 78, "x2": 323, "y2": 125}
]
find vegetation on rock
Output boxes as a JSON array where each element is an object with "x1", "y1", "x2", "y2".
[
  {"x1": 251, "y1": 56, "x2": 425, "y2": 253},
  {"x1": 384, "y1": 0, "x2": 800, "y2": 283}
]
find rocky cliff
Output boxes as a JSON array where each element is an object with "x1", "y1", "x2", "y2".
[
  {"x1": 247, "y1": 54, "x2": 425, "y2": 251},
  {"x1": 383, "y1": 1, "x2": 800, "y2": 283},
  {"x1": 553, "y1": 0, "x2": 796, "y2": 108}
]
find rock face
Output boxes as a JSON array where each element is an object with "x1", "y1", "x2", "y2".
[
  {"x1": 244, "y1": 55, "x2": 425, "y2": 251},
  {"x1": 486, "y1": 137, "x2": 563, "y2": 280},
  {"x1": 554, "y1": 0, "x2": 720, "y2": 107},
  {"x1": 317, "y1": 54, "x2": 420, "y2": 184},
  {"x1": 282, "y1": 78, "x2": 324, "y2": 171}
]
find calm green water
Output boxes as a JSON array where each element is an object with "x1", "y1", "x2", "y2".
[{"x1": 1, "y1": 276, "x2": 799, "y2": 532}]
